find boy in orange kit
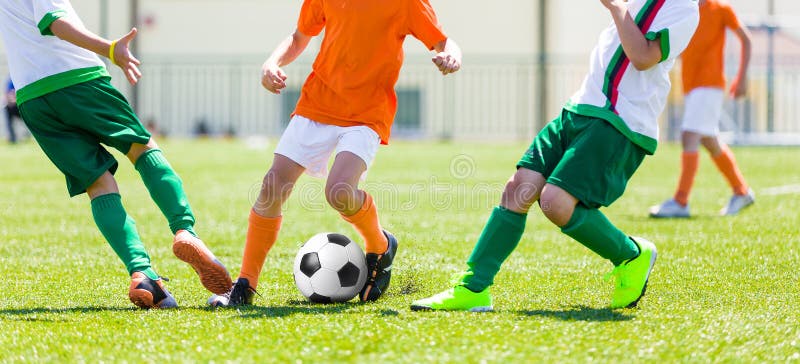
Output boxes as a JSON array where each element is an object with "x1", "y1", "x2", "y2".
[
  {"x1": 649, "y1": 0, "x2": 753, "y2": 218},
  {"x1": 210, "y1": 0, "x2": 461, "y2": 306}
]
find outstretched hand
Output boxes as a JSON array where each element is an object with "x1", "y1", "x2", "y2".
[
  {"x1": 111, "y1": 28, "x2": 142, "y2": 85},
  {"x1": 432, "y1": 52, "x2": 461, "y2": 75},
  {"x1": 729, "y1": 77, "x2": 747, "y2": 98},
  {"x1": 261, "y1": 62, "x2": 288, "y2": 94}
]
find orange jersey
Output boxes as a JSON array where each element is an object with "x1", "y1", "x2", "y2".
[
  {"x1": 681, "y1": 0, "x2": 742, "y2": 93},
  {"x1": 293, "y1": 0, "x2": 447, "y2": 144}
]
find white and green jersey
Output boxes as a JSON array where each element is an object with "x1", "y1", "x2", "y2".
[
  {"x1": 0, "y1": 0, "x2": 107, "y2": 105},
  {"x1": 567, "y1": 0, "x2": 699, "y2": 154}
]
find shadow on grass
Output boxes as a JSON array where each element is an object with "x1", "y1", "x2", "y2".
[
  {"x1": 623, "y1": 214, "x2": 716, "y2": 222},
  {"x1": 0, "y1": 306, "x2": 135, "y2": 322},
  {"x1": 235, "y1": 300, "x2": 361, "y2": 318},
  {"x1": 518, "y1": 305, "x2": 634, "y2": 322}
]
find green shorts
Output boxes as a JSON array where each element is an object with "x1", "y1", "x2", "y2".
[
  {"x1": 518, "y1": 109, "x2": 646, "y2": 208},
  {"x1": 18, "y1": 77, "x2": 151, "y2": 197}
]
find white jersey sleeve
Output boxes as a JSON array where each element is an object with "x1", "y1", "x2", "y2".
[
  {"x1": 646, "y1": 2, "x2": 700, "y2": 62},
  {"x1": 0, "y1": 0, "x2": 106, "y2": 102},
  {"x1": 32, "y1": 0, "x2": 72, "y2": 35}
]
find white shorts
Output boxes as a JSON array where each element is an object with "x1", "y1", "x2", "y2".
[
  {"x1": 681, "y1": 87, "x2": 725, "y2": 136},
  {"x1": 274, "y1": 115, "x2": 380, "y2": 179}
]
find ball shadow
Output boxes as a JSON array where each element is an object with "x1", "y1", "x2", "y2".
[{"x1": 235, "y1": 299, "x2": 362, "y2": 318}]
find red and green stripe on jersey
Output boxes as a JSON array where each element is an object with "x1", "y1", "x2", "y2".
[{"x1": 602, "y1": 0, "x2": 667, "y2": 112}]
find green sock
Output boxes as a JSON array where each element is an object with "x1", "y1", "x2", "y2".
[
  {"x1": 462, "y1": 206, "x2": 527, "y2": 292},
  {"x1": 135, "y1": 149, "x2": 196, "y2": 235},
  {"x1": 560, "y1": 205, "x2": 639, "y2": 266},
  {"x1": 91, "y1": 193, "x2": 158, "y2": 280}
]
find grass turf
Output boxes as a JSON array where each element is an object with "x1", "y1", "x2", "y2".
[{"x1": 0, "y1": 139, "x2": 798, "y2": 362}]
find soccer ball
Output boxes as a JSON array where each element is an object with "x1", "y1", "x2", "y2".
[{"x1": 293, "y1": 233, "x2": 367, "y2": 303}]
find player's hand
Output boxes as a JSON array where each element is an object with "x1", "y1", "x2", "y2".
[
  {"x1": 432, "y1": 52, "x2": 461, "y2": 75},
  {"x1": 730, "y1": 77, "x2": 747, "y2": 98},
  {"x1": 112, "y1": 28, "x2": 142, "y2": 85},
  {"x1": 261, "y1": 62, "x2": 288, "y2": 94}
]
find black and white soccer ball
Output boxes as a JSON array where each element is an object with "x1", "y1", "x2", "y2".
[{"x1": 293, "y1": 233, "x2": 367, "y2": 303}]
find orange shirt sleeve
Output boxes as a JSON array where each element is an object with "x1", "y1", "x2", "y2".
[
  {"x1": 406, "y1": 0, "x2": 447, "y2": 50},
  {"x1": 298, "y1": 0, "x2": 325, "y2": 36},
  {"x1": 721, "y1": 4, "x2": 742, "y2": 30}
]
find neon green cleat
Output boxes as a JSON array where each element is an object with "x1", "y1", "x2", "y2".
[
  {"x1": 606, "y1": 237, "x2": 657, "y2": 309},
  {"x1": 410, "y1": 282, "x2": 493, "y2": 312}
]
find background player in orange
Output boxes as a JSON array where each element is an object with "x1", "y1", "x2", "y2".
[
  {"x1": 209, "y1": 0, "x2": 461, "y2": 306},
  {"x1": 650, "y1": 0, "x2": 753, "y2": 218}
]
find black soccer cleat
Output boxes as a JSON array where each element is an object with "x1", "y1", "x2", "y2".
[
  {"x1": 359, "y1": 231, "x2": 398, "y2": 302},
  {"x1": 208, "y1": 278, "x2": 256, "y2": 307}
]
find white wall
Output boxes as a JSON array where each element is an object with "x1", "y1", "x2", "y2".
[
  {"x1": 133, "y1": 0, "x2": 537, "y2": 56},
  {"x1": 2, "y1": 0, "x2": 799, "y2": 58}
]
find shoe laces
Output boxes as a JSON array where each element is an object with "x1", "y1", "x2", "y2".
[{"x1": 229, "y1": 280, "x2": 260, "y2": 304}]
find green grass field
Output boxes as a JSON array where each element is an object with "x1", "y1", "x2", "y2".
[{"x1": 1, "y1": 139, "x2": 798, "y2": 362}]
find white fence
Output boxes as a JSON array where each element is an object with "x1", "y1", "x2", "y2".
[{"x1": 2, "y1": 54, "x2": 799, "y2": 144}]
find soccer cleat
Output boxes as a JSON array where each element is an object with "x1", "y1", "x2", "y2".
[
  {"x1": 128, "y1": 272, "x2": 178, "y2": 309},
  {"x1": 649, "y1": 198, "x2": 690, "y2": 218},
  {"x1": 172, "y1": 229, "x2": 233, "y2": 294},
  {"x1": 410, "y1": 279, "x2": 493, "y2": 312},
  {"x1": 720, "y1": 188, "x2": 755, "y2": 216},
  {"x1": 359, "y1": 231, "x2": 398, "y2": 302},
  {"x1": 208, "y1": 278, "x2": 255, "y2": 307},
  {"x1": 606, "y1": 237, "x2": 657, "y2": 309}
]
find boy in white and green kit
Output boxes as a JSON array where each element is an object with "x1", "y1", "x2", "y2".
[
  {"x1": 412, "y1": 0, "x2": 699, "y2": 311},
  {"x1": 0, "y1": 0, "x2": 233, "y2": 308}
]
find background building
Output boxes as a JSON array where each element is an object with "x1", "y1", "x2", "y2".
[{"x1": 1, "y1": 0, "x2": 798, "y2": 143}]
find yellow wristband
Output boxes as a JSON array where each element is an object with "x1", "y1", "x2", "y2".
[{"x1": 109, "y1": 40, "x2": 118, "y2": 66}]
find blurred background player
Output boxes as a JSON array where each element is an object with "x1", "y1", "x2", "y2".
[
  {"x1": 4, "y1": 77, "x2": 21, "y2": 144},
  {"x1": 0, "y1": 0, "x2": 232, "y2": 308},
  {"x1": 411, "y1": 0, "x2": 699, "y2": 312},
  {"x1": 649, "y1": 0, "x2": 754, "y2": 218},
  {"x1": 209, "y1": 0, "x2": 461, "y2": 307}
]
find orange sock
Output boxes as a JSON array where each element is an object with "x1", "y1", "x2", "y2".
[
  {"x1": 341, "y1": 192, "x2": 388, "y2": 254},
  {"x1": 674, "y1": 151, "x2": 699, "y2": 206},
  {"x1": 711, "y1": 145, "x2": 748, "y2": 195},
  {"x1": 238, "y1": 210, "x2": 282, "y2": 289}
]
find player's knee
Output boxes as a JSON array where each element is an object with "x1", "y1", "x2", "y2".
[
  {"x1": 324, "y1": 181, "x2": 359, "y2": 212},
  {"x1": 539, "y1": 189, "x2": 572, "y2": 227},
  {"x1": 501, "y1": 170, "x2": 541, "y2": 212},
  {"x1": 87, "y1": 172, "x2": 119, "y2": 199},
  {"x1": 700, "y1": 136, "x2": 723, "y2": 155},
  {"x1": 127, "y1": 138, "x2": 159, "y2": 164},
  {"x1": 258, "y1": 169, "x2": 293, "y2": 204}
]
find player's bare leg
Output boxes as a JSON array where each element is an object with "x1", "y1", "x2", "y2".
[
  {"x1": 254, "y1": 154, "x2": 306, "y2": 217},
  {"x1": 328, "y1": 152, "x2": 395, "y2": 301},
  {"x1": 210, "y1": 154, "x2": 305, "y2": 307}
]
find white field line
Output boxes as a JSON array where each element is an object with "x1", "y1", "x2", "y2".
[{"x1": 760, "y1": 184, "x2": 800, "y2": 196}]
